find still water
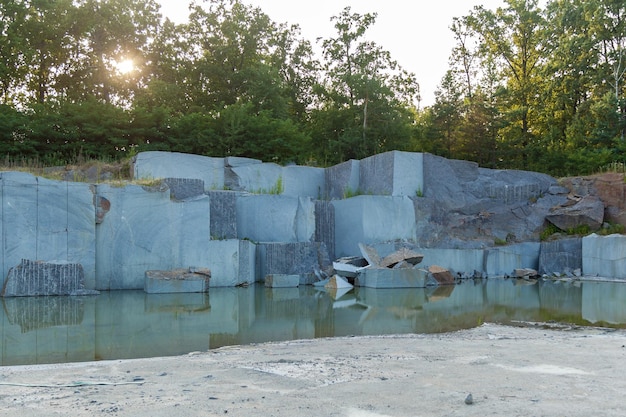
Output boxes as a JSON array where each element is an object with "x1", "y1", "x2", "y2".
[{"x1": 2, "y1": 278, "x2": 626, "y2": 366}]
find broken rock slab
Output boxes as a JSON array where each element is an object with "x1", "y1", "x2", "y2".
[
  {"x1": 546, "y1": 195, "x2": 604, "y2": 231},
  {"x1": 380, "y1": 248, "x2": 424, "y2": 268},
  {"x1": 144, "y1": 268, "x2": 211, "y2": 294},
  {"x1": 428, "y1": 265, "x2": 455, "y2": 285},
  {"x1": 1, "y1": 259, "x2": 96, "y2": 297},
  {"x1": 514, "y1": 268, "x2": 539, "y2": 278}
]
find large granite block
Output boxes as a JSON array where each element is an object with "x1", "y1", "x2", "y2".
[
  {"x1": 539, "y1": 238, "x2": 582, "y2": 275},
  {"x1": 236, "y1": 194, "x2": 315, "y2": 243},
  {"x1": 333, "y1": 195, "x2": 417, "y2": 257},
  {"x1": 359, "y1": 151, "x2": 424, "y2": 196},
  {"x1": 484, "y1": 242, "x2": 541, "y2": 277},
  {"x1": 208, "y1": 191, "x2": 238, "y2": 240},
  {"x1": 227, "y1": 162, "x2": 283, "y2": 193},
  {"x1": 0, "y1": 173, "x2": 96, "y2": 290},
  {"x1": 205, "y1": 239, "x2": 256, "y2": 287},
  {"x1": 133, "y1": 151, "x2": 224, "y2": 191},
  {"x1": 256, "y1": 242, "x2": 330, "y2": 283},
  {"x1": 2, "y1": 259, "x2": 88, "y2": 297},
  {"x1": 325, "y1": 159, "x2": 360, "y2": 199},
  {"x1": 582, "y1": 234, "x2": 626, "y2": 278},
  {"x1": 163, "y1": 178, "x2": 205, "y2": 200},
  {"x1": 264, "y1": 274, "x2": 300, "y2": 288},
  {"x1": 95, "y1": 184, "x2": 211, "y2": 290},
  {"x1": 356, "y1": 268, "x2": 432, "y2": 288},
  {"x1": 315, "y1": 201, "x2": 335, "y2": 260},
  {"x1": 282, "y1": 165, "x2": 325, "y2": 198}
]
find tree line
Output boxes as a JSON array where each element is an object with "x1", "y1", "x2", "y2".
[{"x1": 0, "y1": 0, "x2": 624, "y2": 176}]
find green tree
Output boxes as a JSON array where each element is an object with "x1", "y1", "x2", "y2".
[{"x1": 314, "y1": 7, "x2": 419, "y2": 164}]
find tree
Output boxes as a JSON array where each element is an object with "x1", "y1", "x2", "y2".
[
  {"x1": 313, "y1": 7, "x2": 419, "y2": 164},
  {"x1": 467, "y1": 0, "x2": 549, "y2": 169}
]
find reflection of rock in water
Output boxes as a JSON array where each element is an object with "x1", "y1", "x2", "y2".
[{"x1": 2, "y1": 297, "x2": 84, "y2": 333}]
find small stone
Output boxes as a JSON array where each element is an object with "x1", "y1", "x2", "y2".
[{"x1": 465, "y1": 393, "x2": 474, "y2": 405}]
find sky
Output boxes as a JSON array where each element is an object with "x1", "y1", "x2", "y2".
[{"x1": 157, "y1": 0, "x2": 510, "y2": 107}]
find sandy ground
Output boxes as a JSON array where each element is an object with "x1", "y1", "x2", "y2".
[{"x1": 1, "y1": 323, "x2": 625, "y2": 417}]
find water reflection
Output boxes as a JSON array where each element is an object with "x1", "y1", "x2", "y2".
[{"x1": 1, "y1": 279, "x2": 626, "y2": 366}]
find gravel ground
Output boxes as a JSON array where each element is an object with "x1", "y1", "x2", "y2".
[{"x1": 1, "y1": 323, "x2": 625, "y2": 417}]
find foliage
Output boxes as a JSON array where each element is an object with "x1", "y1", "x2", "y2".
[{"x1": 0, "y1": 0, "x2": 625, "y2": 175}]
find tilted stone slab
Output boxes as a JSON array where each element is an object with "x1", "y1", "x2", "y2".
[
  {"x1": 538, "y1": 238, "x2": 582, "y2": 275},
  {"x1": 133, "y1": 151, "x2": 224, "y2": 191},
  {"x1": 236, "y1": 194, "x2": 315, "y2": 243},
  {"x1": 333, "y1": 196, "x2": 417, "y2": 257},
  {"x1": 484, "y1": 242, "x2": 541, "y2": 277},
  {"x1": 2, "y1": 259, "x2": 92, "y2": 297},
  {"x1": 359, "y1": 151, "x2": 424, "y2": 196},
  {"x1": 582, "y1": 234, "x2": 626, "y2": 279}
]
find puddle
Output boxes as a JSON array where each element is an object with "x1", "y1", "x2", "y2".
[{"x1": 1, "y1": 279, "x2": 625, "y2": 366}]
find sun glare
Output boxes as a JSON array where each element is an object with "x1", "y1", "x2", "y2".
[{"x1": 114, "y1": 58, "x2": 135, "y2": 74}]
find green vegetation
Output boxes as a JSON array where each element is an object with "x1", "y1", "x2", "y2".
[{"x1": 0, "y1": 0, "x2": 624, "y2": 176}]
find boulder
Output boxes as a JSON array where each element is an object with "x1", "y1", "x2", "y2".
[
  {"x1": 546, "y1": 195, "x2": 604, "y2": 231},
  {"x1": 514, "y1": 268, "x2": 539, "y2": 278}
]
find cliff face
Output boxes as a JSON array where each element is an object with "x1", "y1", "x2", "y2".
[
  {"x1": 561, "y1": 173, "x2": 626, "y2": 228},
  {"x1": 3, "y1": 151, "x2": 625, "y2": 293}
]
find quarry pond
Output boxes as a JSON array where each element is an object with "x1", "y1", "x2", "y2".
[{"x1": 2, "y1": 278, "x2": 626, "y2": 366}]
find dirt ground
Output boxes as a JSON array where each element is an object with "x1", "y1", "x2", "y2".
[{"x1": 1, "y1": 323, "x2": 625, "y2": 417}]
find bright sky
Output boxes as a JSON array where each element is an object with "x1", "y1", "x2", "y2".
[{"x1": 158, "y1": 0, "x2": 510, "y2": 107}]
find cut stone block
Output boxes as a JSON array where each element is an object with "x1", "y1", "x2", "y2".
[
  {"x1": 206, "y1": 240, "x2": 256, "y2": 287},
  {"x1": 208, "y1": 191, "x2": 238, "y2": 240},
  {"x1": 356, "y1": 268, "x2": 434, "y2": 288},
  {"x1": 325, "y1": 159, "x2": 360, "y2": 199},
  {"x1": 265, "y1": 274, "x2": 300, "y2": 288},
  {"x1": 163, "y1": 178, "x2": 205, "y2": 201},
  {"x1": 144, "y1": 268, "x2": 210, "y2": 294},
  {"x1": 256, "y1": 242, "x2": 331, "y2": 284},
  {"x1": 237, "y1": 195, "x2": 315, "y2": 243},
  {"x1": 359, "y1": 151, "x2": 424, "y2": 196},
  {"x1": 95, "y1": 184, "x2": 211, "y2": 290},
  {"x1": 333, "y1": 196, "x2": 417, "y2": 257},
  {"x1": 582, "y1": 234, "x2": 626, "y2": 279},
  {"x1": 282, "y1": 165, "x2": 325, "y2": 198},
  {"x1": 2, "y1": 259, "x2": 91, "y2": 297},
  {"x1": 538, "y1": 238, "x2": 582, "y2": 275},
  {"x1": 0, "y1": 173, "x2": 96, "y2": 290},
  {"x1": 484, "y1": 242, "x2": 541, "y2": 277},
  {"x1": 227, "y1": 162, "x2": 283, "y2": 193},
  {"x1": 134, "y1": 151, "x2": 224, "y2": 191}
]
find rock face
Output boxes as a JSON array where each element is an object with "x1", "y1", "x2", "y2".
[
  {"x1": 1, "y1": 259, "x2": 95, "y2": 297},
  {"x1": 546, "y1": 195, "x2": 604, "y2": 231},
  {"x1": 3, "y1": 150, "x2": 626, "y2": 293}
]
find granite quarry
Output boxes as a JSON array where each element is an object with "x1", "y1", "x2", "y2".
[{"x1": 1, "y1": 150, "x2": 626, "y2": 297}]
